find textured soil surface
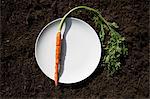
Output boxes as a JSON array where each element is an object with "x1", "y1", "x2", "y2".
[{"x1": 1, "y1": 0, "x2": 149, "y2": 98}]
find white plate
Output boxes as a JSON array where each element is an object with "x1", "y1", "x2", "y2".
[{"x1": 35, "y1": 17, "x2": 101, "y2": 84}]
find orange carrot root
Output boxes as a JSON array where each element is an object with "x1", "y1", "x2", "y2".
[{"x1": 55, "y1": 32, "x2": 61, "y2": 86}]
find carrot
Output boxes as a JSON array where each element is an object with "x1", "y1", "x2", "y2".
[
  {"x1": 55, "y1": 31, "x2": 61, "y2": 86},
  {"x1": 55, "y1": 6, "x2": 109, "y2": 86}
]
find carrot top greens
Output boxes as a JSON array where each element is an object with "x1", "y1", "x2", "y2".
[
  {"x1": 58, "y1": 6, "x2": 128, "y2": 74},
  {"x1": 93, "y1": 15, "x2": 128, "y2": 74}
]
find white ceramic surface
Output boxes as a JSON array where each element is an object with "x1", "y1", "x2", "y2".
[{"x1": 35, "y1": 17, "x2": 101, "y2": 84}]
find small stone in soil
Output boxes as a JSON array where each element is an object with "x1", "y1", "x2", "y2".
[{"x1": 6, "y1": 40, "x2": 10, "y2": 42}]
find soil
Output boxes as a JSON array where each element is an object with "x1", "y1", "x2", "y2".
[{"x1": 0, "y1": 0, "x2": 149, "y2": 98}]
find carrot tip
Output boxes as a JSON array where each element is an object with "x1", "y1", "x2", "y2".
[{"x1": 55, "y1": 80, "x2": 58, "y2": 86}]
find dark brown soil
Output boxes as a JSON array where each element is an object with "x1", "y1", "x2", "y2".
[{"x1": 1, "y1": 0, "x2": 149, "y2": 98}]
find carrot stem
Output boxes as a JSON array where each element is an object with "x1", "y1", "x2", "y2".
[{"x1": 58, "y1": 6, "x2": 110, "y2": 32}]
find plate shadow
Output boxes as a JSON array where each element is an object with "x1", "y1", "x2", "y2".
[{"x1": 59, "y1": 18, "x2": 72, "y2": 79}]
